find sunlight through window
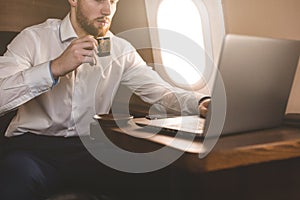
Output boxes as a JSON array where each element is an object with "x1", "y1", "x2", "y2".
[{"x1": 157, "y1": 0, "x2": 204, "y2": 86}]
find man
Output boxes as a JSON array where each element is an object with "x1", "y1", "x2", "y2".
[{"x1": 0, "y1": 0, "x2": 210, "y2": 199}]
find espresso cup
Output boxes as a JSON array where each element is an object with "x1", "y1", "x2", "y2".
[{"x1": 95, "y1": 37, "x2": 111, "y2": 57}]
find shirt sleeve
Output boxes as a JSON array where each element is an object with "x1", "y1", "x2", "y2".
[
  {"x1": 120, "y1": 44, "x2": 209, "y2": 115},
  {"x1": 0, "y1": 31, "x2": 55, "y2": 116}
]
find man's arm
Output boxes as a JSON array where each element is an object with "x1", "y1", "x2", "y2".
[
  {"x1": 0, "y1": 30, "x2": 55, "y2": 116},
  {"x1": 120, "y1": 46, "x2": 210, "y2": 116},
  {"x1": 0, "y1": 30, "x2": 98, "y2": 116}
]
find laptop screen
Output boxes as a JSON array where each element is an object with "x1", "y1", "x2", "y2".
[{"x1": 135, "y1": 34, "x2": 300, "y2": 137}]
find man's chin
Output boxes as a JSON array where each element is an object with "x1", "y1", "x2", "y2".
[{"x1": 94, "y1": 25, "x2": 110, "y2": 37}]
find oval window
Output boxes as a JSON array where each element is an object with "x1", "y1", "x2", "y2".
[{"x1": 157, "y1": 0, "x2": 205, "y2": 87}]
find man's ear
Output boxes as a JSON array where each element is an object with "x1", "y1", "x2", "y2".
[{"x1": 68, "y1": 0, "x2": 78, "y2": 7}]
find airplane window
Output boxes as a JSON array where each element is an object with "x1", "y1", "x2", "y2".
[
  {"x1": 157, "y1": 0, "x2": 204, "y2": 86},
  {"x1": 145, "y1": 0, "x2": 225, "y2": 93}
]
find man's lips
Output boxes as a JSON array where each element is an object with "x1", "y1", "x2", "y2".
[{"x1": 96, "y1": 17, "x2": 110, "y2": 26}]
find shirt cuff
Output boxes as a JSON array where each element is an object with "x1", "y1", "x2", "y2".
[
  {"x1": 199, "y1": 96, "x2": 211, "y2": 105},
  {"x1": 23, "y1": 62, "x2": 55, "y2": 93},
  {"x1": 48, "y1": 61, "x2": 59, "y2": 87}
]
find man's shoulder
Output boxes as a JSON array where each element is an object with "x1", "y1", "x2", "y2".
[
  {"x1": 8, "y1": 18, "x2": 63, "y2": 50},
  {"x1": 109, "y1": 32, "x2": 136, "y2": 52},
  {"x1": 110, "y1": 33, "x2": 130, "y2": 44},
  {"x1": 23, "y1": 18, "x2": 62, "y2": 34}
]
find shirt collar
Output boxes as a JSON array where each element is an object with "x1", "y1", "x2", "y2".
[{"x1": 60, "y1": 13, "x2": 78, "y2": 42}]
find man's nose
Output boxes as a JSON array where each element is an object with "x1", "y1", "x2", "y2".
[{"x1": 101, "y1": 1, "x2": 111, "y2": 16}]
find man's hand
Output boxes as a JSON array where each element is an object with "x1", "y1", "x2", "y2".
[
  {"x1": 198, "y1": 98, "x2": 211, "y2": 118},
  {"x1": 50, "y1": 35, "x2": 98, "y2": 79}
]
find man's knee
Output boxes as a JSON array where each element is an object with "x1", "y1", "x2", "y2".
[{"x1": 0, "y1": 152, "x2": 56, "y2": 200}]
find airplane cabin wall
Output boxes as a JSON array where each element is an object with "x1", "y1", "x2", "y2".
[
  {"x1": 110, "y1": 0, "x2": 154, "y2": 65},
  {"x1": 0, "y1": 0, "x2": 69, "y2": 32}
]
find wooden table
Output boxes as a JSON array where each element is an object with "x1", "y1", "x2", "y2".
[
  {"x1": 90, "y1": 121, "x2": 300, "y2": 173},
  {"x1": 176, "y1": 125, "x2": 300, "y2": 173},
  {"x1": 90, "y1": 121, "x2": 300, "y2": 200}
]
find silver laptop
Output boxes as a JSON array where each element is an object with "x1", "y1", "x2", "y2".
[{"x1": 135, "y1": 34, "x2": 300, "y2": 138}]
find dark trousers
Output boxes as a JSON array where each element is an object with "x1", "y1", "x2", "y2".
[
  {"x1": 0, "y1": 133, "x2": 171, "y2": 200},
  {"x1": 0, "y1": 133, "x2": 126, "y2": 200}
]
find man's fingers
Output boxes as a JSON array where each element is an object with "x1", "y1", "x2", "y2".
[
  {"x1": 82, "y1": 56, "x2": 96, "y2": 65},
  {"x1": 75, "y1": 35, "x2": 98, "y2": 49},
  {"x1": 200, "y1": 106, "x2": 208, "y2": 118},
  {"x1": 92, "y1": 49, "x2": 98, "y2": 65},
  {"x1": 74, "y1": 36, "x2": 98, "y2": 66},
  {"x1": 81, "y1": 48, "x2": 97, "y2": 66},
  {"x1": 199, "y1": 99, "x2": 211, "y2": 118}
]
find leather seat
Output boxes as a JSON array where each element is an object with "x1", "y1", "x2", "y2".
[{"x1": 0, "y1": 31, "x2": 18, "y2": 55}]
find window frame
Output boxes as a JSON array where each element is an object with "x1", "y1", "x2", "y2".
[{"x1": 145, "y1": 0, "x2": 225, "y2": 94}]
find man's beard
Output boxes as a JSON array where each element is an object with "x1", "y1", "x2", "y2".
[{"x1": 76, "y1": 6, "x2": 111, "y2": 37}]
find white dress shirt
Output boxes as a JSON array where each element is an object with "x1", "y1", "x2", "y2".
[{"x1": 0, "y1": 14, "x2": 207, "y2": 137}]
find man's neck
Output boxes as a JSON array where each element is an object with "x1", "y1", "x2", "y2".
[{"x1": 69, "y1": 12, "x2": 87, "y2": 38}]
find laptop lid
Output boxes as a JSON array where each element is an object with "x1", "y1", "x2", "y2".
[
  {"x1": 210, "y1": 34, "x2": 300, "y2": 135},
  {"x1": 135, "y1": 34, "x2": 300, "y2": 137}
]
